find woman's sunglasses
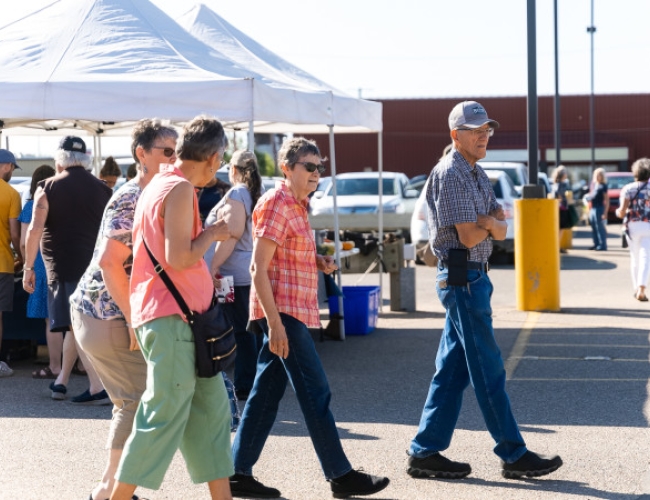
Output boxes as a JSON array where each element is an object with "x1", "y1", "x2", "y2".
[
  {"x1": 151, "y1": 146, "x2": 176, "y2": 158},
  {"x1": 294, "y1": 161, "x2": 326, "y2": 175}
]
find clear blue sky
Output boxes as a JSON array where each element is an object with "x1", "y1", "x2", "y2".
[
  {"x1": 4, "y1": 0, "x2": 650, "y2": 99},
  {"x1": 3, "y1": 0, "x2": 649, "y2": 156}
]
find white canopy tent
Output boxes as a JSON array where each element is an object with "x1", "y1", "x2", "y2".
[
  {"x1": 0, "y1": 0, "x2": 381, "y2": 132},
  {"x1": 0, "y1": 0, "x2": 386, "y2": 338}
]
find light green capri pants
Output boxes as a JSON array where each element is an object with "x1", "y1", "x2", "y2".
[{"x1": 116, "y1": 315, "x2": 234, "y2": 489}]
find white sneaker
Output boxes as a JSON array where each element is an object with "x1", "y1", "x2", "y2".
[{"x1": 0, "y1": 361, "x2": 14, "y2": 377}]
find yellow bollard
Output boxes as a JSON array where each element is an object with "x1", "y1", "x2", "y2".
[
  {"x1": 560, "y1": 228, "x2": 573, "y2": 250},
  {"x1": 514, "y1": 198, "x2": 560, "y2": 311}
]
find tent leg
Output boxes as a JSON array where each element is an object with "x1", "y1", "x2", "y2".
[{"x1": 328, "y1": 125, "x2": 345, "y2": 340}]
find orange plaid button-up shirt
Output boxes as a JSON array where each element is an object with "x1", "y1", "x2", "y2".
[{"x1": 250, "y1": 182, "x2": 320, "y2": 328}]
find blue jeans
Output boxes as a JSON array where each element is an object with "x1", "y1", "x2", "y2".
[
  {"x1": 222, "y1": 285, "x2": 262, "y2": 394},
  {"x1": 232, "y1": 313, "x2": 352, "y2": 479},
  {"x1": 409, "y1": 267, "x2": 527, "y2": 463},
  {"x1": 589, "y1": 206, "x2": 608, "y2": 250}
]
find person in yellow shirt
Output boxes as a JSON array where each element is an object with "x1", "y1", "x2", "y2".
[{"x1": 0, "y1": 149, "x2": 23, "y2": 377}]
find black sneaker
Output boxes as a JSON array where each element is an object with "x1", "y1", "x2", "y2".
[
  {"x1": 71, "y1": 389, "x2": 111, "y2": 405},
  {"x1": 329, "y1": 469, "x2": 389, "y2": 499},
  {"x1": 49, "y1": 382, "x2": 67, "y2": 401},
  {"x1": 229, "y1": 474, "x2": 280, "y2": 499},
  {"x1": 501, "y1": 450, "x2": 563, "y2": 479},
  {"x1": 407, "y1": 453, "x2": 471, "y2": 479}
]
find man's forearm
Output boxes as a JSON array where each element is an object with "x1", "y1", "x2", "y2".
[{"x1": 24, "y1": 227, "x2": 44, "y2": 267}]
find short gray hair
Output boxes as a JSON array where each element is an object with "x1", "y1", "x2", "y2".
[
  {"x1": 176, "y1": 115, "x2": 227, "y2": 162},
  {"x1": 277, "y1": 137, "x2": 322, "y2": 178},
  {"x1": 131, "y1": 118, "x2": 178, "y2": 163},
  {"x1": 54, "y1": 149, "x2": 91, "y2": 169},
  {"x1": 631, "y1": 158, "x2": 650, "y2": 182}
]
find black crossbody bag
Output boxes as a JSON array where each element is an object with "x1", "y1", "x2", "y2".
[{"x1": 143, "y1": 240, "x2": 236, "y2": 378}]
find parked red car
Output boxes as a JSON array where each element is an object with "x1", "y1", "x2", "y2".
[{"x1": 605, "y1": 171, "x2": 635, "y2": 222}]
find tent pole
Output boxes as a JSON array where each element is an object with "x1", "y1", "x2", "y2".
[
  {"x1": 94, "y1": 134, "x2": 102, "y2": 176},
  {"x1": 328, "y1": 125, "x2": 345, "y2": 340},
  {"x1": 377, "y1": 132, "x2": 383, "y2": 312},
  {"x1": 248, "y1": 121, "x2": 255, "y2": 151}
]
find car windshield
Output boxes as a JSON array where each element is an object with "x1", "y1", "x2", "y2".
[
  {"x1": 607, "y1": 175, "x2": 634, "y2": 189},
  {"x1": 495, "y1": 167, "x2": 519, "y2": 186},
  {"x1": 331, "y1": 178, "x2": 396, "y2": 196}
]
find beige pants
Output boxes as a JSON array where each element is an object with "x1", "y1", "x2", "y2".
[{"x1": 71, "y1": 309, "x2": 147, "y2": 449}]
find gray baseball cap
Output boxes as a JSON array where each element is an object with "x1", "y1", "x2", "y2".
[
  {"x1": 0, "y1": 149, "x2": 21, "y2": 169},
  {"x1": 448, "y1": 100, "x2": 500, "y2": 130}
]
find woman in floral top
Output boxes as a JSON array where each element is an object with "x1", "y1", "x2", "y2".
[
  {"x1": 70, "y1": 119, "x2": 178, "y2": 500},
  {"x1": 616, "y1": 158, "x2": 650, "y2": 301}
]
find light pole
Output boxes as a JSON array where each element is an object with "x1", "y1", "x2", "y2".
[
  {"x1": 554, "y1": 0, "x2": 561, "y2": 168},
  {"x1": 587, "y1": 0, "x2": 596, "y2": 174}
]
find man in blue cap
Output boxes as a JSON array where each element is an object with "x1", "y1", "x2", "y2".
[
  {"x1": 406, "y1": 101, "x2": 563, "y2": 480},
  {"x1": 0, "y1": 149, "x2": 22, "y2": 377}
]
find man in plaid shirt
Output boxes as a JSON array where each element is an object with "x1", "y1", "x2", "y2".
[
  {"x1": 407, "y1": 101, "x2": 563, "y2": 481},
  {"x1": 230, "y1": 137, "x2": 390, "y2": 499}
]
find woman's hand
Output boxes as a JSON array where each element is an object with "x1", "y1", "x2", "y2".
[
  {"x1": 22, "y1": 269, "x2": 35, "y2": 294},
  {"x1": 316, "y1": 255, "x2": 338, "y2": 275},
  {"x1": 208, "y1": 218, "x2": 230, "y2": 242},
  {"x1": 127, "y1": 326, "x2": 140, "y2": 351},
  {"x1": 268, "y1": 319, "x2": 289, "y2": 358}
]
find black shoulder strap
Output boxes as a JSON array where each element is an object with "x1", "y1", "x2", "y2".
[{"x1": 142, "y1": 239, "x2": 195, "y2": 324}]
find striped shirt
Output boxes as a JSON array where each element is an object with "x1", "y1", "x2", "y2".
[
  {"x1": 250, "y1": 182, "x2": 320, "y2": 328},
  {"x1": 426, "y1": 150, "x2": 500, "y2": 263}
]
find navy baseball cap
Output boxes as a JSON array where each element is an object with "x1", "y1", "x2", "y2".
[
  {"x1": 0, "y1": 149, "x2": 21, "y2": 169},
  {"x1": 58, "y1": 135, "x2": 87, "y2": 153}
]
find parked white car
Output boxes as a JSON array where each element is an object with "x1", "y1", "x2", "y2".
[
  {"x1": 480, "y1": 162, "x2": 529, "y2": 195},
  {"x1": 311, "y1": 171, "x2": 418, "y2": 216},
  {"x1": 410, "y1": 169, "x2": 519, "y2": 263}
]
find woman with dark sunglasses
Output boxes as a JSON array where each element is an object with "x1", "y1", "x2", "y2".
[
  {"x1": 70, "y1": 119, "x2": 178, "y2": 500},
  {"x1": 229, "y1": 137, "x2": 390, "y2": 499}
]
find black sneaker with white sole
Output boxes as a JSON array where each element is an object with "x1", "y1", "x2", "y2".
[
  {"x1": 407, "y1": 452, "x2": 471, "y2": 479},
  {"x1": 501, "y1": 450, "x2": 563, "y2": 479},
  {"x1": 229, "y1": 474, "x2": 280, "y2": 499},
  {"x1": 329, "y1": 469, "x2": 389, "y2": 498}
]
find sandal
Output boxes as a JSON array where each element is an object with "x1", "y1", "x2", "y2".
[{"x1": 32, "y1": 366, "x2": 58, "y2": 379}]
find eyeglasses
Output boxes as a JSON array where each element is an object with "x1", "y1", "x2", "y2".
[
  {"x1": 294, "y1": 161, "x2": 326, "y2": 175},
  {"x1": 456, "y1": 127, "x2": 494, "y2": 137},
  {"x1": 151, "y1": 146, "x2": 176, "y2": 158}
]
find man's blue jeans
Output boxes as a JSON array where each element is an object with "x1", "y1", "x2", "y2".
[
  {"x1": 232, "y1": 313, "x2": 352, "y2": 479},
  {"x1": 589, "y1": 206, "x2": 608, "y2": 250},
  {"x1": 409, "y1": 267, "x2": 527, "y2": 463}
]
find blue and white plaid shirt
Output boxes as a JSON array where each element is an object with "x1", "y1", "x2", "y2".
[{"x1": 426, "y1": 149, "x2": 500, "y2": 263}]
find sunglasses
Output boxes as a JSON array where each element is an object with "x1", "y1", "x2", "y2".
[
  {"x1": 456, "y1": 127, "x2": 495, "y2": 137},
  {"x1": 294, "y1": 161, "x2": 326, "y2": 175},
  {"x1": 151, "y1": 146, "x2": 176, "y2": 158}
]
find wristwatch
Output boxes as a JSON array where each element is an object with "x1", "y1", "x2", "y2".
[{"x1": 23, "y1": 267, "x2": 34, "y2": 271}]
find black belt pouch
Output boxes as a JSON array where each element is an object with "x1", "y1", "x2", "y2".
[{"x1": 447, "y1": 248, "x2": 469, "y2": 286}]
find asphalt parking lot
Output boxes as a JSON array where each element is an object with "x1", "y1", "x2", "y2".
[{"x1": 1, "y1": 225, "x2": 649, "y2": 500}]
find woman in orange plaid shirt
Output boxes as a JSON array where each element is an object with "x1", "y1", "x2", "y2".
[{"x1": 229, "y1": 137, "x2": 390, "y2": 499}]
